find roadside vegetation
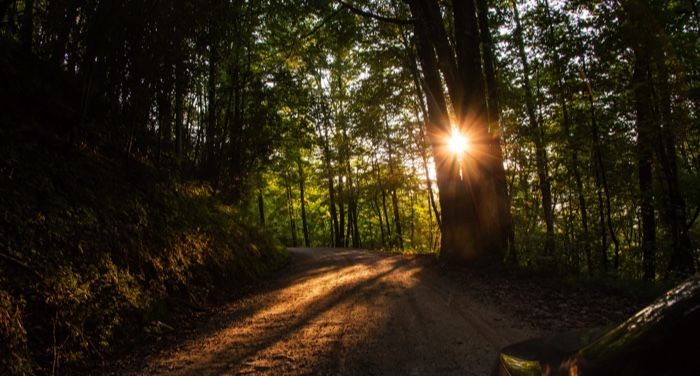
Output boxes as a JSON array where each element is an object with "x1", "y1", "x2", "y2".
[
  {"x1": 0, "y1": 44, "x2": 288, "y2": 374},
  {"x1": 1, "y1": 0, "x2": 698, "y2": 373}
]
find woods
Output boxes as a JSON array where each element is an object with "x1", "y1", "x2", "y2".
[
  {"x1": 1, "y1": 0, "x2": 699, "y2": 372},
  {"x1": 1, "y1": 0, "x2": 697, "y2": 274},
  {"x1": 253, "y1": 0, "x2": 699, "y2": 279}
]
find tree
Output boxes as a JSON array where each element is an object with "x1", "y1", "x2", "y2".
[
  {"x1": 406, "y1": 0, "x2": 510, "y2": 263},
  {"x1": 4, "y1": 0, "x2": 697, "y2": 277}
]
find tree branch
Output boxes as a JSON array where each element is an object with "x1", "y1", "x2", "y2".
[
  {"x1": 300, "y1": 8, "x2": 343, "y2": 41},
  {"x1": 687, "y1": 206, "x2": 700, "y2": 231},
  {"x1": 338, "y1": 0, "x2": 415, "y2": 25},
  {"x1": 282, "y1": 8, "x2": 343, "y2": 61}
]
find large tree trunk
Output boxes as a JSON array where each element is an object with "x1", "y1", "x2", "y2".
[
  {"x1": 407, "y1": 1, "x2": 460, "y2": 259},
  {"x1": 407, "y1": 0, "x2": 508, "y2": 263},
  {"x1": 453, "y1": 0, "x2": 503, "y2": 259}
]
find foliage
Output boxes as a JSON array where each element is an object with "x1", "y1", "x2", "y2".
[
  {"x1": 491, "y1": 0, "x2": 699, "y2": 277},
  {"x1": 0, "y1": 44, "x2": 288, "y2": 374},
  {"x1": 0, "y1": 129, "x2": 287, "y2": 373},
  {"x1": 244, "y1": 1, "x2": 442, "y2": 254},
  {"x1": 0, "y1": 0, "x2": 699, "y2": 371}
]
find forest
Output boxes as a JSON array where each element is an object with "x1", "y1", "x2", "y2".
[{"x1": 1, "y1": 0, "x2": 699, "y2": 374}]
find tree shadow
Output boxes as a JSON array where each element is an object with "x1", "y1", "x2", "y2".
[
  {"x1": 127, "y1": 248, "x2": 528, "y2": 375},
  {"x1": 183, "y1": 257, "x2": 413, "y2": 374}
]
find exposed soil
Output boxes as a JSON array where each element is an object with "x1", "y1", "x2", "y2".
[
  {"x1": 440, "y1": 264, "x2": 646, "y2": 334},
  {"x1": 105, "y1": 248, "x2": 647, "y2": 375}
]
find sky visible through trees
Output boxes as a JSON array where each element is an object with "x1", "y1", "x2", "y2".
[{"x1": 2, "y1": 0, "x2": 699, "y2": 279}]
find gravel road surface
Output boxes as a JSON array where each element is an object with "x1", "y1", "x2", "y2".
[{"x1": 125, "y1": 248, "x2": 539, "y2": 375}]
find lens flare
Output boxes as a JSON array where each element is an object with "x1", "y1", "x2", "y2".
[{"x1": 448, "y1": 129, "x2": 469, "y2": 155}]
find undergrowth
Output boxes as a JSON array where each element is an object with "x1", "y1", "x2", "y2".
[{"x1": 0, "y1": 128, "x2": 289, "y2": 374}]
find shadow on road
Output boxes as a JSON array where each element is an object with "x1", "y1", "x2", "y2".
[{"x1": 119, "y1": 248, "x2": 531, "y2": 375}]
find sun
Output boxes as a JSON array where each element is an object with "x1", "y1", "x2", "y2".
[{"x1": 448, "y1": 129, "x2": 469, "y2": 155}]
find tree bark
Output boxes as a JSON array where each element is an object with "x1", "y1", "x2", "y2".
[
  {"x1": 410, "y1": 177, "x2": 416, "y2": 246},
  {"x1": 407, "y1": 0, "x2": 476, "y2": 262},
  {"x1": 626, "y1": 0, "x2": 695, "y2": 277},
  {"x1": 374, "y1": 196, "x2": 386, "y2": 247},
  {"x1": 633, "y1": 40, "x2": 657, "y2": 281},
  {"x1": 350, "y1": 189, "x2": 360, "y2": 248},
  {"x1": 477, "y1": 0, "x2": 516, "y2": 261},
  {"x1": 258, "y1": 190, "x2": 265, "y2": 226},
  {"x1": 319, "y1": 118, "x2": 339, "y2": 247},
  {"x1": 419, "y1": 126, "x2": 442, "y2": 228},
  {"x1": 206, "y1": 33, "x2": 218, "y2": 181},
  {"x1": 583, "y1": 67, "x2": 618, "y2": 272},
  {"x1": 653, "y1": 48, "x2": 696, "y2": 275},
  {"x1": 298, "y1": 157, "x2": 310, "y2": 247},
  {"x1": 542, "y1": 0, "x2": 591, "y2": 272},
  {"x1": 174, "y1": 0, "x2": 185, "y2": 161},
  {"x1": 403, "y1": 37, "x2": 442, "y2": 229},
  {"x1": 573, "y1": 33, "x2": 612, "y2": 274},
  {"x1": 337, "y1": 178, "x2": 346, "y2": 247},
  {"x1": 558, "y1": 70, "x2": 591, "y2": 274},
  {"x1": 285, "y1": 177, "x2": 298, "y2": 247},
  {"x1": 391, "y1": 188, "x2": 404, "y2": 249},
  {"x1": 381, "y1": 187, "x2": 392, "y2": 241},
  {"x1": 512, "y1": 0, "x2": 555, "y2": 257},
  {"x1": 328, "y1": 166, "x2": 339, "y2": 247}
]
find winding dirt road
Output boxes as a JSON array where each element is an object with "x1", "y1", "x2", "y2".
[{"x1": 127, "y1": 248, "x2": 540, "y2": 375}]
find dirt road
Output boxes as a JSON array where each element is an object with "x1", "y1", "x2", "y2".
[{"x1": 127, "y1": 248, "x2": 540, "y2": 375}]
